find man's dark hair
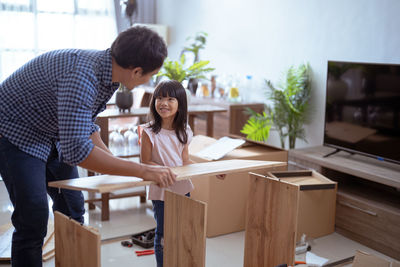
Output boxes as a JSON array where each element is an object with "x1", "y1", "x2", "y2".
[{"x1": 111, "y1": 26, "x2": 168, "y2": 74}]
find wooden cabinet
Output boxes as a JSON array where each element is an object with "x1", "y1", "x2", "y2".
[
  {"x1": 190, "y1": 97, "x2": 264, "y2": 137},
  {"x1": 289, "y1": 146, "x2": 400, "y2": 260},
  {"x1": 336, "y1": 189, "x2": 400, "y2": 259}
]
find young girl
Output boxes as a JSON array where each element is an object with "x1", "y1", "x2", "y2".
[{"x1": 140, "y1": 80, "x2": 194, "y2": 267}]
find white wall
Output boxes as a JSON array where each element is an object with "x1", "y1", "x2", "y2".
[{"x1": 155, "y1": 0, "x2": 400, "y2": 149}]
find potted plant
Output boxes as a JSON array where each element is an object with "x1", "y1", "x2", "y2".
[
  {"x1": 115, "y1": 84, "x2": 133, "y2": 112},
  {"x1": 241, "y1": 63, "x2": 312, "y2": 149},
  {"x1": 180, "y1": 32, "x2": 209, "y2": 94},
  {"x1": 156, "y1": 54, "x2": 215, "y2": 102},
  {"x1": 181, "y1": 31, "x2": 208, "y2": 63}
]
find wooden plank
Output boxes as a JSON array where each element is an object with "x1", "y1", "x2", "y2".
[
  {"x1": 164, "y1": 191, "x2": 207, "y2": 267},
  {"x1": 42, "y1": 221, "x2": 54, "y2": 261},
  {"x1": 1, "y1": 221, "x2": 54, "y2": 262},
  {"x1": 244, "y1": 173, "x2": 299, "y2": 267},
  {"x1": 0, "y1": 223, "x2": 12, "y2": 262},
  {"x1": 48, "y1": 159, "x2": 286, "y2": 193},
  {"x1": 54, "y1": 211, "x2": 100, "y2": 267}
]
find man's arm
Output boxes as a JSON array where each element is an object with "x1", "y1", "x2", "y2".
[
  {"x1": 90, "y1": 131, "x2": 112, "y2": 154},
  {"x1": 79, "y1": 133, "x2": 176, "y2": 188}
]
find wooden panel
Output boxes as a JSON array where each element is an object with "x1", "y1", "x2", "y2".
[
  {"x1": 48, "y1": 159, "x2": 286, "y2": 193},
  {"x1": 175, "y1": 159, "x2": 285, "y2": 180},
  {"x1": 289, "y1": 146, "x2": 400, "y2": 188},
  {"x1": 164, "y1": 191, "x2": 207, "y2": 267},
  {"x1": 268, "y1": 170, "x2": 337, "y2": 241},
  {"x1": 54, "y1": 211, "x2": 100, "y2": 267},
  {"x1": 244, "y1": 173, "x2": 299, "y2": 267},
  {"x1": 229, "y1": 103, "x2": 264, "y2": 136},
  {"x1": 336, "y1": 191, "x2": 400, "y2": 260},
  {"x1": 1, "y1": 221, "x2": 55, "y2": 262},
  {"x1": 0, "y1": 223, "x2": 12, "y2": 262}
]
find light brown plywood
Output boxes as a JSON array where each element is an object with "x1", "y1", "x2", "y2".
[
  {"x1": 0, "y1": 223, "x2": 12, "y2": 261},
  {"x1": 164, "y1": 191, "x2": 207, "y2": 267},
  {"x1": 48, "y1": 159, "x2": 286, "y2": 193},
  {"x1": 244, "y1": 173, "x2": 299, "y2": 267},
  {"x1": 1, "y1": 220, "x2": 55, "y2": 262},
  {"x1": 54, "y1": 211, "x2": 100, "y2": 267}
]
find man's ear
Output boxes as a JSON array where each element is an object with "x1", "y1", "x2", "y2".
[{"x1": 131, "y1": 67, "x2": 143, "y2": 77}]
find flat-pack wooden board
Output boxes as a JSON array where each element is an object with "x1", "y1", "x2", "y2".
[
  {"x1": 0, "y1": 221, "x2": 54, "y2": 262},
  {"x1": 268, "y1": 170, "x2": 337, "y2": 241},
  {"x1": 0, "y1": 223, "x2": 12, "y2": 262},
  {"x1": 244, "y1": 173, "x2": 299, "y2": 267},
  {"x1": 48, "y1": 159, "x2": 286, "y2": 193},
  {"x1": 54, "y1": 211, "x2": 100, "y2": 267},
  {"x1": 164, "y1": 191, "x2": 207, "y2": 267}
]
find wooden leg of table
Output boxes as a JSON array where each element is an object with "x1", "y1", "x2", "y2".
[
  {"x1": 243, "y1": 173, "x2": 299, "y2": 267},
  {"x1": 101, "y1": 193, "x2": 110, "y2": 221},
  {"x1": 140, "y1": 195, "x2": 146, "y2": 203},
  {"x1": 164, "y1": 191, "x2": 207, "y2": 267},
  {"x1": 206, "y1": 113, "x2": 213, "y2": 137},
  {"x1": 88, "y1": 192, "x2": 96, "y2": 210},
  {"x1": 188, "y1": 115, "x2": 195, "y2": 134},
  {"x1": 96, "y1": 117, "x2": 109, "y2": 147}
]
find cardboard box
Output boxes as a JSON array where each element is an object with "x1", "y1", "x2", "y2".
[
  {"x1": 189, "y1": 135, "x2": 288, "y2": 237},
  {"x1": 267, "y1": 170, "x2": 337, "y2": 242},
  {"x1": 352, "y1": 250, "x2": 400, "y2": 267}
]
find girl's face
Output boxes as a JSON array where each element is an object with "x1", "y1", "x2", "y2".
[{"x1": 155, "y1": 95, "x2": 179, "y2": 120}]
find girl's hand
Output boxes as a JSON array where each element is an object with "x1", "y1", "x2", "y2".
[
  {"x1": 144, "y1": 165, "x2": 177, "y2": 187},
  {"x1": 216, "y1": 174, "x2": 226, "y2": 180}
]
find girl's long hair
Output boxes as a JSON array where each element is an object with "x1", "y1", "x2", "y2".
[{"x1": 149, "y1": 80, "x2": 188, "y2": 144}]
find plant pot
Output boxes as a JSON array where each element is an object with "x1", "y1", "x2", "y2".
[
  {"x1": 116, "y1": 90, "x2": 133, "y2": 112},
  {"x1": 187, "y1": 78, "x2": 198, "y2": 95}
]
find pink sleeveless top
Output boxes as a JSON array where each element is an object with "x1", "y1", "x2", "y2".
[{"x1": 141, "y1": 124, "x2": 194, "y2": 201}]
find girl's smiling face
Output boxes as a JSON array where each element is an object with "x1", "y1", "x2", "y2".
[{"x1": 155, "y1": 95, "x2": 179, "y2": 122}]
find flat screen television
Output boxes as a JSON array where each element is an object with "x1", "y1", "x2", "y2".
[{"x1": 324, "y1": 60, "x2": 400, "y2": 164}]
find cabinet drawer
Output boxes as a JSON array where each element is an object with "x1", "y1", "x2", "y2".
[{"x1": 335, "y1": 191, "x2": 400, "y2": 259}]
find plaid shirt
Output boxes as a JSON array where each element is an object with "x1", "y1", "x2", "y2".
[{"x1": 0, "y1": 49, "x2": 119, "y2": 165}]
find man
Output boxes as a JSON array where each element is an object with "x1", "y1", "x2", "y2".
[{"x1": 0, "y1": 26, "x2": 176, "y2": 267}]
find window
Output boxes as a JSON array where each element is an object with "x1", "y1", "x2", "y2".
[{"x1": 0, "y1": 0, "x2": 117, "y2": 81}]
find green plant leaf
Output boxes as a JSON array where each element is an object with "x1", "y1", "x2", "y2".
[
  {"x1": 260, "y1": 63, "x2": 312, "y2": 149},
  {"x1": 240, "y1": 111, "x2": 272, "y2": 142}
]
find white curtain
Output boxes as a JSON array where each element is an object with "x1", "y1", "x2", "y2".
[{"x1": 0, "y1": 0, "x2": 117, "y2": 81}]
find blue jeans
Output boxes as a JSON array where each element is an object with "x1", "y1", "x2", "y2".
[
  {"x1": 152, "y1": 192, "x2": 190, "y2": 267},
  {"x1": 0, "y1": 136, "x2": 84, "y2": 267}
]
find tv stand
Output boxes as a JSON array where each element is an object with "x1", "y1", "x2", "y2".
[
  {"x1": 289, "y1": 146, "x2": 400, "y2": 260},
  {"x1": 323, "y1": 148, "x2": 356, "y2": 158},
  {"x1": 323, "y1": 148, "x2": 340, "y2": 158}
]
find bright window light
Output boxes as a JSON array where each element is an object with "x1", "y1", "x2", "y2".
[{"x1": 0, "y1": 0, "x2": 117, "y2": 82}]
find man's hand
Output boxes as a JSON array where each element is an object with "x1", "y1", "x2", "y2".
[{"x1": 142, "y1": 164, "x2": 177, "y2": 188}]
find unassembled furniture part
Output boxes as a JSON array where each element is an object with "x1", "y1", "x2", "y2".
[
  {"x1": 51, "y1": 160, "x2": 292, "y2": 266},
  {"x1": 289, "y1": 146, "x2": 400, "y2": 260},
  {"x1": 54, "y1": 211, "x2": 100, "y2": 267},
  {"x1": 267, "y1": 170, "x2": 337, "y2": 242},
  {"x1": 164, "y1": 191, "x2": 207, "y2": 267}
]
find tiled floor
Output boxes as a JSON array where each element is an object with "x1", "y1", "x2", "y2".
[{"x1": 0, "y1": 179, "x2": 396, "y2": 267}]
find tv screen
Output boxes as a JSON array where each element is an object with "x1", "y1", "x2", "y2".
[{"x1": 324, "y1": 60, "x2": 400, "y2": 164}]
